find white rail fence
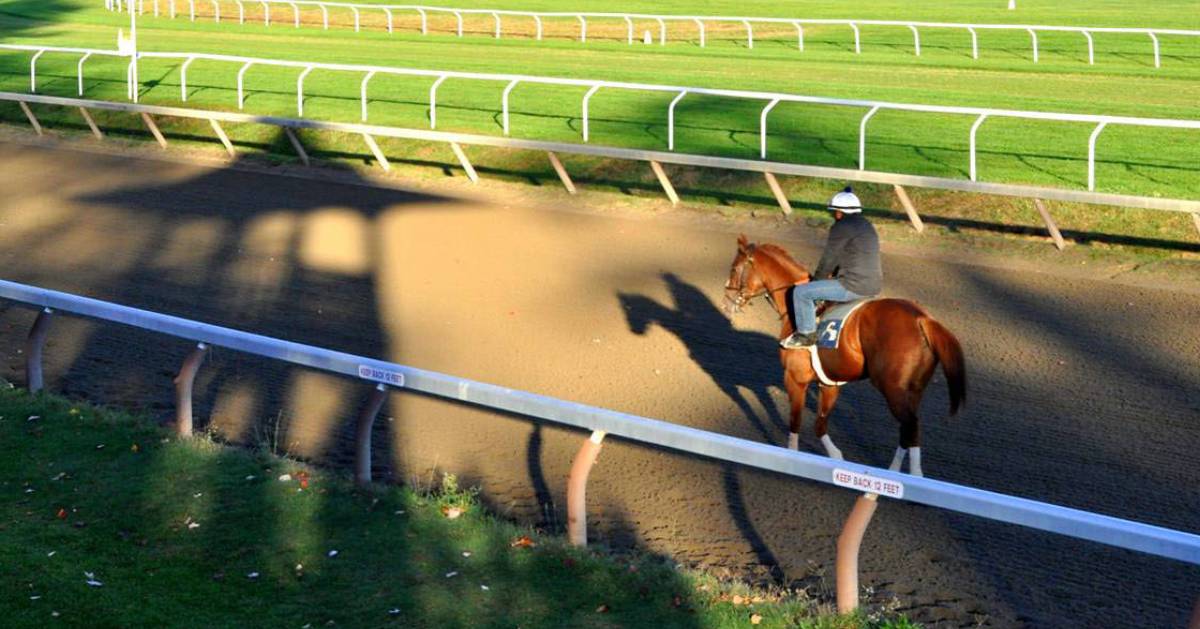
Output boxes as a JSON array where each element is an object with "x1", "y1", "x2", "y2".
[
  {"x1": 5, "y1": 90, "x2": 1200, "y2": 253},
  {"x1": 2, "y1": 279, "x2": 1199, "y2": 617},
  {"x1": 103, "y1": 0, "x2": 1200, "y2": 67},
  {"x1": 8, "y1": 44, "x2": 1200, "y2": 199}
]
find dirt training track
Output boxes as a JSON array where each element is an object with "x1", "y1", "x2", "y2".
[{"x1": 0, "y1": 140, "x2": 1197, "y2": 627}]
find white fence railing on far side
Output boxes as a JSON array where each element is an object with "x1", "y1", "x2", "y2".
[
  {"x1": 1, "y1": 278, "x2": 1199, "y2": 617},
  {"x1": 9, "y1": 44, "x2": 1199, "y2": 198},
  {"x1": 4, "y1": 90, "x2": 1200, "y2": 252},
  {"x1": 105, "y1": 0, "x2": 1200, "y2": 68}
]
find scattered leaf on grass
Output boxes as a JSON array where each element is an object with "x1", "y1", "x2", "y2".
[
  {"x1": 130, "y1": 444, "x2": 139, "y2": 453},
  {"x1": 441, "y1": 506, "x2": 463, "y2": 519},
  {"x1": 278, "y1": 474, "x2": 292, "y2": 482},
  {"x1": 510, "y1": 536, "x2": 536, "y2": 548},
  {"x1": 46, "y1": 551, "x2": 56, "y2": 557},
  {"x1": 387, "y1": 609, "x2": 401, "y2": 616},
  {"x1": 480, "y1": 585, "x2": 489, "y2": 591},
  {"x1": 27, "y1": 416, "x2": 39, "y2": 422},
  {"x1": 750, "y1": 613, "x2": 763, "y2": 625},
  {"x1": 595, "y1": 604, "x2": 609, "y2": 613},
  {"x1": 732, "y1": 595, "x2": 745, "y2": 606},
  {"x1": 247, "y1": 572, "x2": 260, "y2": 579},
  {"x1": 445, "y1": 571, "x2": 458, "y2": 578},
  {"x1": 461, "y1": 551, "x2": 472, "y2": 558},
  {"x1": 55, "y1": 508, "x2": 66, "y2": 519},
  {"x1": 327, "y1": 550, "x2": 339, "y2": 558}
]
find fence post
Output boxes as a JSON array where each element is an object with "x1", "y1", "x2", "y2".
[
  {"x1": 78, "y1": 107, "x2": 104, "y2": 139},
  {"x1": 237, "y1": 61, "x2": 254, "y2": 109},
  {"x1": 296, "y1": 65, "x2": 313, "y2": 115},
  {"x1": 758, "y1": 98, "x2": 781, "y2": 159},
  {"x1": 141, "y1": 113, "x2": 167, "y2": 147},
  {"x1": 18, "y1": 102, "x2": 43, "y2": 136},
  {"x1": 533, "y1": 15, "x2": 542, "y2": 40},
  {"x1": 967, "y1": 26, "x2": 978, "y2": 59},
  {"x1": 694, "y1": 18, "x2": 705, "y2": 47},
  {"x1": 794, "y1": 22, "x2": 804, "y2": 51},
  {"x1": 428, "y1": 75, "x2": 448, "y2": 129},
  {"x1": 283, "y1": 127, "x2": 309, "y2": 165},
  {"x1": 416, "y1": 8, "x2": 426, "y2": 34},
  {"x1": 836, "y1": 493, "x2": 879, "y2": 614},
  {"x1": 1083, "y1": 30, "x2": 1094, "y2": 65},
  {"x1": 850, "y1": 22, "x2": 861, "y2": 54},
  {"x1": 77, "y1": 52, "x2": 93, "y2": 96},
  {"x1": 1028, "y1": 28, "x2": 1039, "y2": 63},
  {"x1": 453, "y1": 10, "x2": 462, "y2": 37},
  {"x1": 742, "y1": 19, "x2": 753, "y2": 49},
  {"x1": 30, "y1": 49, "x2": 46, "y2": 93},
  {"x1": 321, "y1": 3, "x2": 328, "y2": 29},
  {"x1": 893, "y1": 184, "x2": 925, "y2": 233},
  {"x1": 383, "y1": 7, "x2": 391, "y2": 33},
  {"x1": 502, "y1": 79, "x2": 520, "y2": 135},
  {"x1": 449, "y1": 142, "x2": 479, "y2": 183},
  {"x1": 763, "y1": 172, "x2": 792, "y2": 215},
  {"x1": 567, "y1": 430, "x2": 606, "y2": 546},
  {"x1": 1033, "y1": 199, "x2": 1066, "y2": 250},
  {"x1": 25, "y1": 308, "x2": 53, "y2": 393},
  {"x1": 547, "y1": 151, "x2": 576, "y2": 194},
  {"x1": 362, "y1": 133, "x2": 390, "y2": 171},
  {"x1": 858, "y1": 106, "x2": 880, "y2": 170},
  {"x1": 351, "y1": 6, "x2": 359, "y2": 32},
  {"x1": 908, "y1": 24, "x2": 920, "y2": 56},
  {"x1": 290, "y1": 2, "x2": 299, "y2": 28},
  {"x1": 209, "y1": 119, "x2": 236, "y2": 157},
  {"x1": 668, "y1": 90, "x2": 686, "y2": 150},
  {"x1": 173, "y1": 342, "x2": 208, "y2": 437},
  {"x1": 492, "y1": 12, "x2": 500, "y2": 39},
  {"x1": 969, "y1": 114, "x2": 988, "y2": 181},
  {"x1": 649, "y1": 160, "x2": 679, "y2": 206},
  {"x1": 577, "y1": 15, "x2": 586, "y2": 42},
  {"x1": 656, "y1": 17, "x2": 666, "y2": 45},
  {"x1": 1088, "y1": 122, "x2": 1107, "y2": 191},
  {"x1": 360, "y1": 70, "x2": 376, "y2": 121},
  {"x1": 581, "y1": 84, "x2": 601, "y2": 142},
  {"x1": 1148, "y1": 32, "x2": 1160, "y2": 68},
  {"x1": 354, "y1": 384, "x2": 388, "y2": 485}
]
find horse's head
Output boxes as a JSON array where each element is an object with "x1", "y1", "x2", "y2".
[{"x1": 723, "y1": 234, "x2": 767, "y2": 316}]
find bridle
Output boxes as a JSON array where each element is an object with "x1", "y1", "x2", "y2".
[{"x1": 723, "y1": 245, "x2": 794, "y2": 319}]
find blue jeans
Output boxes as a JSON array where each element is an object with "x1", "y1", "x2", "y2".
[{"x1": 790, "y1": 280, "x2": 863, "y2": 334}]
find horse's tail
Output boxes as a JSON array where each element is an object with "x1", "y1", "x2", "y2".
[{"x1": 919, "y1": 317, "x2": 966, "y2": 416}]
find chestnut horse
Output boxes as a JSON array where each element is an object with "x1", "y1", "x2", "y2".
[{"x1": 723, "y1": 235, "x2": 965, "y2": 476}]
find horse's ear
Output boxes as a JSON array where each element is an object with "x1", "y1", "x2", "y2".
[{"x1": 737, "y1": 234, "x2": 749, "y2": 251}]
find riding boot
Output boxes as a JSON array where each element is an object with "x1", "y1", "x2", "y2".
[{"x1": 779, "y1": 331, "x2": 818, "y2": 349}]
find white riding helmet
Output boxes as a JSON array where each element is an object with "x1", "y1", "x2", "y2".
[{"x1": 828, "y1": 186, "x2": 862, "y2": 213}]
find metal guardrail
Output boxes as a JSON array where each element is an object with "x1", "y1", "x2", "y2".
[
  {"x1": 3, "y1": 90, "x2": 1200, "y2": 253},
  {"x1": 1, "y1": 277, "x2": 1199, "y2": 616},
  {"x1": 7, "y1": 45, "x2": 1200, "y2": 197},
  {"x1": 106, "y1": 0, "x2": 1199, "y2": 68}
]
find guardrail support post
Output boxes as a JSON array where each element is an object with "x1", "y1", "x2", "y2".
[
  {"x1": 351, "y1": 6, "x2": 359, "y2": 32},
  {"x1": 546, "y1": 152, "x2": 577, "y2": 194},
  {"x1": 209, "y1": 119, "x2": 235, "y2": 157},
  {"x1": 77, "y1": 52, "x2": 93, "y2": 96},
  {"x1": 173, "y1": 342, "x2": 208, "y2": 437},
  {"x1": 742, "y1": 19, "x2": 753, "y2": 49},
  {"x1": 794, "y1": 22, "x2": 804, "y2": 51},
  {"x1": 763, "y1": 172, "x2": 792, "y2": 215},
  {"x1": 858, "y1": 106, "x2": 880, "y2": 170},
  {"x1": 25, "y1": 308, "x2": 53, "y2": 393},
  {"x1": 449, "y1": 142, "x2": 479, "y2": 183},
  {"x1": 567, "y1": 430, "x2": 606, "y2": 547},
  {"x1": 78, "y1": 107, "x2": 103, "y2": 139},
  {"x1": 649, "y1": 160, "x2": 679, "y2": 206},
  {"x1": 533, "y1": 15, "x2": 542, "y2": 40},
  {"x1": 577, "y1": 15, "x2": 586, "y2": 42},
  {"x1": 850, "y1": 23, "x2": 861, "y2": 54},
  {"x1": 694, "y1": 18, "x2": 705, "y2": 47},
  {"x1": 354, "y1": 383, "x2": 388, "y2": 485},
  {"x1": 283, "y1": 127, "x2": 309, "y2": 166},
  {"x1": 967, "y1": 27, "x2": 978, "y2": 59},
  {"x1": 30, "y1": 49, "x2": 46, "y2": 93},
  {"x1": 18, "y1": 102, "x2": 43, "y2": 136},
  {"x1": 140, "y1": 113, "x2": 168, "y2": 148},
  {"x1": 836, "y1": 493, "x2": 879, "y2": 614},
  {"x1": 1033, "y1": 199, "x2": 1066, "y2": 250},
  {"x1": 908, "y1": 24, "x2": 921, "y2": 56},
  {"x1": 1028, "y1": 28, "x2": 1039, "y2": 63},
  {"x1": 893, "y1": 185, "x2": 924, "y2": 233},
  {"x1": 1148, "y1": 32, "x2": 1160, "y2": 68},
  {"x1": 362, "y1": 133, "x2": 389, "y2": 171},
  {"x1": 1083, "y1": 30, "x2": 1094, "y2": 65},
  {"x1": 667, "y1": 90, "x2": 686, "y2": 150},
  {"x1": 320, "y1": 3, "x2": 328, "y2": 29}
]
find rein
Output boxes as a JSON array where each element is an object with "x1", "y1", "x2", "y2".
[{"x1": 726, "y1": 246, "x2": 800, "y2": 321}]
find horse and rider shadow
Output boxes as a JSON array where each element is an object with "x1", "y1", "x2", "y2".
[{"x1": 618, "y1": 272, "x2": 790, "y2": 446}]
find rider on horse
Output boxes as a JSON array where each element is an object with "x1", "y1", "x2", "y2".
[{"x1": 780, "y1": 186, "x2": 882, "y2": 349}]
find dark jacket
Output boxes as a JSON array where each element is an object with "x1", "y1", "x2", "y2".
[{"x1": 813, "y1": 213, "x2": 882, "y2": 296}]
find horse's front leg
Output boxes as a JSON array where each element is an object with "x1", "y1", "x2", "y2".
[
  {"x1": 814, "y1": 385, "x2": 844, "y2": 460},
  {"x1": 783, "y1": 373, "x2": 810, "y2": 450}
]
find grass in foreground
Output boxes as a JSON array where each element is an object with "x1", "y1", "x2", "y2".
[{"x1": 0, "y1": 385, "x2": 919, "y2": 628}]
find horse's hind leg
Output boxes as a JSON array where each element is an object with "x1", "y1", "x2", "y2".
[
  {"x1": 783, "y1": 374, "x2": 810, "y2": 450},
  {"x1": 883, "y1": 386, "x2": 923, "y2": 477},
  {"x1": 814, "y1": 385, "x2": 844, "y2": 460}
]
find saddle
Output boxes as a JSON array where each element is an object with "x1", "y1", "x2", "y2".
[{"x1": 813, "y1": 299, "x2": 872, "y2": 349}]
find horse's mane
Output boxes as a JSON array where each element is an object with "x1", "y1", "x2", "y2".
[{"x1": 756, "y1": 243, "x2": 809, "y2": 281}]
